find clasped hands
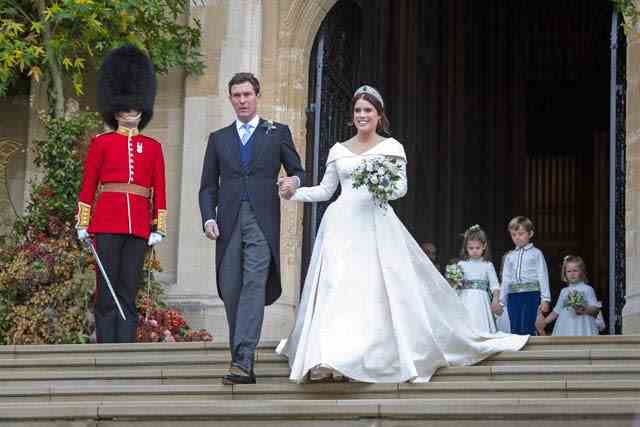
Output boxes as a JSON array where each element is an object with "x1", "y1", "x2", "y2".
[
  {"x1": 278, "y1": 176, "x2": 299, "y2": 200},
  {"x1": 490, "y1": 300, "x2": 503, "y2": 316},
  {"x1": 204, "y1": 176, "x2": 298, "y2": 241},
  {"x1": 534, "y1": 302, "x2": 552, "y2": 336}
]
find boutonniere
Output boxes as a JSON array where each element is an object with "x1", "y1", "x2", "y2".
[{"x1": 262, "y1": 119, "x2": 277, "y2": 135}]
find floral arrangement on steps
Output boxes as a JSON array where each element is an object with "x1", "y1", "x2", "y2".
[
  {"x1": 0, "y1": 110, "x2": 212, "y2": 345},
  {"x1": 137, "y1": 309, "x2": 213, "y2": 343},
  {"x1": 135, "y1": 252, "x2": 212, "y2": 343}
]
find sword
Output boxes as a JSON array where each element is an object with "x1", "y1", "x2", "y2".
[{"x1": 82, "y1": 239, "x2": 127, "y2": 321}]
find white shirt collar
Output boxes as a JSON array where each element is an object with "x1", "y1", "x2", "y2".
[
  {"x1": 236, "y1": 115, "x2": 260, "y2": 132},
  {"x1": 515, "y1": 243, "x2": 534, "y2": 251}
]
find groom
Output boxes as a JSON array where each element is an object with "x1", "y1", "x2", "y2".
[{"x1": 199, "y1": 72, "x2": 304, "y2": 384}]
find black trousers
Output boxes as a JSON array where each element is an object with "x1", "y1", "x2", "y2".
[{"x1": 94, "y1": 233, "x2": 147, "y2": 343}]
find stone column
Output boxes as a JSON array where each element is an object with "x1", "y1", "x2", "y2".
[
  {"x1": 173, "y1": 0, "x2": 267, "y2": 341},
  {"x1": 22, "y1": 81, "x2": 48, "y2": 209},
  {"x1": 143, "y1": 70, "x2": 186, "y2": 287},
  {"x1": 624, "y1": 21, "x2": 640, "y2": 333}
]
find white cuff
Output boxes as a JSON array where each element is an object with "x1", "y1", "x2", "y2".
[{"x1": 147, "y1": 232, "x2": 163, "y2": 246}]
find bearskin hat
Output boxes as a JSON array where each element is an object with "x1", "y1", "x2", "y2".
[{"x1": 97, "y1": 44, "x2": 156, "y2": 130}]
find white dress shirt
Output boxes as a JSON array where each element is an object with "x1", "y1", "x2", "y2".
[
  {"x1": 500, "y1": 243, "x2": 550, "y2": 303},
  {"x1": 236, "y1": 115, "x2": 261, "y2": 144}
]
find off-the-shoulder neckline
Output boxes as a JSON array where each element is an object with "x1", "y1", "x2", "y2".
[{"x1": 338, "y1": 137, "x2": 393, "y2": 156}]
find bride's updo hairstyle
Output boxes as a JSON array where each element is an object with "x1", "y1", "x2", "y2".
[{"x1": 351, "y1": 85, "x2": 391, "y2": 136}]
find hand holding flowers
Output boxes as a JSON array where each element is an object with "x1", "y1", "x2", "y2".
[
  {"x1": 563, "y1": 289, "x2": 587, "y2": 313},
  {"x1": 445, "y1": 263, "x2": 463, "y2": 289},
  {"x1": 351, "y1": 157, "x2": 402, "y2": 209}
]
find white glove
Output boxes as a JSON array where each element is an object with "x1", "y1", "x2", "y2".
[
  {"x1": 147, "y1": 232, "x2": 163, "y2": 246},
  {"x1": 77, "y1": 228, "x2": 90, "y2": 241}
]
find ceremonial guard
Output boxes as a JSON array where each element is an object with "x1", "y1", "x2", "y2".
[{"x1": 76, "y1": 45, "x2": 166, "y2": 343}]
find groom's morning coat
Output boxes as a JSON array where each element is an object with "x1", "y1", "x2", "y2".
[{"x1": 199, "y1": 119, "x2": 305, "y2": 305}]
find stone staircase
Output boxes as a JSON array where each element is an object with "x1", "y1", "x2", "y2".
[{"x1": 0, "y1": 336, "x2": 639, "y2": 426}]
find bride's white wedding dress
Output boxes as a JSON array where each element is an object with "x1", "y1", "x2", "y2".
[{"x1": 276, "y1": 138, "x2": 528, "y2": 383}]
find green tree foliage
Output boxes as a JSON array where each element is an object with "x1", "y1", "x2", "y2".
[
  {"x1": 0, "y1": 0, "x2": 204, "y2": 117},
  {"x1": 0, "y1": 0, "x2": 208, "y2": 344},
  {"x1": 613, "y1": 0, "x2": 640, "y2": 34}
]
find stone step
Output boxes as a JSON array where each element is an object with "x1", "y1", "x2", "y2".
[
  {"x1": 1, "y1": 336, "x2": 638, "y2": 361},
  {"x1": 520, "y1": 335, "x2": 640, "y2": 350},
  {"x1": 1, "y1": 349, "x2": 638, "y2": 376},
  {"x1": 484, "y1": 348, "x2": 640, "y2": 365},
  {"x1": 2, "y1": 364, "x2": 640, "y2": 387},
  {"x1": 1, "y1": 379, "x2": 639, "y2": 403},
  {"x1": 0, "y1": 341, "x2": 226, "y2": 360},
  {"x1": 0, "y1": 398, "x2": 638, "y2": 426}
]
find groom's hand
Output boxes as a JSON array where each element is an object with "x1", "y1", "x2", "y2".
[
  {"x1": 205, "y1": 221, "x2": 220, "y2": 240},
  {"x1": 279, "y1": 190, "x2": 293, "y2": 200},
  {"x1": 278, "y1": 176, "x2": 298, "y2": 199}
]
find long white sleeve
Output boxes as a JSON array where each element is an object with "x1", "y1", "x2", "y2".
[
  {"x1": 584, "y1": 285, "x2": 598, "y2": 306},
  {"x1": 291, "y1": 160, "x2": 339, "y2": 202},
  {"x1": 536, "y1": 250, "x2": 551, "y2": 302},
  {"x1": 389, "y1": 159, "x2": 407, "y2": 200},
  {"x1": 500, "y1": 253, "x2": 514, "y2": 305},
  {"x1": 487, "y1": 262, "x2": 500, "y2": 291}
]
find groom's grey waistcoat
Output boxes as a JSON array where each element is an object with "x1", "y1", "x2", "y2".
[{"x1": 199, "y1": 119, "x2": 305, "y2": 305}]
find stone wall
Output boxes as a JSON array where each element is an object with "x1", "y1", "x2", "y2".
[
  {"x1": 624, "y1": 22, "x2": 640, "y2": 333},
  {"x1": 169, "y1": 0, "x2": 340, "y2": 342}
]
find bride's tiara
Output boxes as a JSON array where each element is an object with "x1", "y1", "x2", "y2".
[{"x1": 354, "y1": 85, "x2": 384, "y2": 108}]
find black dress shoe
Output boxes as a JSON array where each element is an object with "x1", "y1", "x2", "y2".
[{"x1": 222, "y1": 366, "x2": 256, "y2": 385}]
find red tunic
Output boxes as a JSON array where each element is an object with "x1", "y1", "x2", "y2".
[{"x1": 76, "y1": 128, "x2": 167, "y2": 240}]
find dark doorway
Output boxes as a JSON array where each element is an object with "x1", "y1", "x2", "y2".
[
  {"x1": 301, "y1": 0, "x2": 362, "y2": 277},
  {"x1": 304, "y1": 0, "x2": 621, "y2": 331}
]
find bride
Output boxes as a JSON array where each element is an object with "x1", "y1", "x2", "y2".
[{"x1": 276, "y1": 85, "x2": 528, "y2": 383}]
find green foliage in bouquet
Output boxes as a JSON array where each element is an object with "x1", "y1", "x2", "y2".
[
  {"x1": 351, "y1": 157, "x2": 402, "y2": 209},
  {"x1": 563, "y1": 289, "x2": 587, "y2": 311},
  {"x1": 445, "y1": 263, "x2": 464, "y2": 289}
]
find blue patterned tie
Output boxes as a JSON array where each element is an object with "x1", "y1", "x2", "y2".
[{"x1": 241, "y1": 123, "x2": 252, "y2": 145}]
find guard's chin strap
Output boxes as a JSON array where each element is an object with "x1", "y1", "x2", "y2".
[
  {"x1": 116, "y1": 111, "x2": 142, "y2": 141},
  {"x1": 116, "y1": 121, "x2": 141, "y2": 144}
]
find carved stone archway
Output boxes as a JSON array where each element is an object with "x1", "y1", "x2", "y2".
[
  {"x1": 259, "y1": 0, "x2": 339, "y2": 309},
  {"x1": 0, "y1": 138, "x2": 22, "y2": 233}
]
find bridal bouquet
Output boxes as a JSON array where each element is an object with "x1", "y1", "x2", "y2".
[
  {"x1": 563, "y1": 289, "x2": 586, "y2": 310},
  {"x1": 351, "y1": 157, "x2": 402, "y2": 209},
  {"x1": 445, "y1": 263, "x2": 463, "y2": 289}
]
